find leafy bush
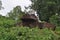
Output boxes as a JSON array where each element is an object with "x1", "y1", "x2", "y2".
[
  {"x1": 0, "y1": 17, "x2": 15, "y2": 28},
  {"x1": 49, "y1": 15, "x2": 60, "y2": 26},
  {"x1": 0, "y1": 16, "x2": 60, "y2": 40},
  {"x1": 0, "y1": 26, "x2": 59, "y2": 40}
]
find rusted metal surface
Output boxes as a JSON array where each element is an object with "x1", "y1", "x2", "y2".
[
  {"x1": 15, "y1": 14, "x2": 56, "y2": 31},
  {"x1": 21, "y1": 14, "x2": 38, "y2": 21},
  {"x1": 43, "y1": 22, "x2": 56, "y2": 31}
]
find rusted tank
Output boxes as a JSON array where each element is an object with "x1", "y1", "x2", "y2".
[
  {"x1": 15, "y1": 14, "x2": 56, "y2": 31},
  {"x1": 20, "y1": 14, "x2": 41, "y2": 28}
]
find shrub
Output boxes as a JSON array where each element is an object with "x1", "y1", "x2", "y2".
[
  {"x1": 49, "y1": 15, "x2": 60, "y2": 26},
  {"x1": 0, "y1": 26, "x2": 59, "y2": 40},
  {"x1": 0, "y1": 17, "x2": 15, "y2": 28}
]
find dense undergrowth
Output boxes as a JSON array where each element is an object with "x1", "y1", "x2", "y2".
[
  {"x1": 0, "y1": 16, "x2": 60, "y2": 40},
  {"x1": 0, "y1": 26, "x2": 60, "y2": 40}
]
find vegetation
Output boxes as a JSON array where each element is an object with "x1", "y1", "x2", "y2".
[
  {"x1": 0, "y1": 0, "x2": 4, "y2": 10},
  {"x1": 0, "y1": 26, "x2": 60, "y2": 40},
  {"x1": 29, "y1": 0, "x2": 60, "y2": 22},
  {"x1": 0, "y1": 0, "x2": 2, "y2": 10},
  {"x1": 0, "y1": 15, "x2": 60, "y2": 40},
  {"x1": 7, "y1": 6, "x2": 25, "y2": 22},
  {"x1": 0, "y1": 16, "x2": 15, "y2": 28},
  {"x1": 49, "y1": 15, "x2": 60, "y2": 26},
  {"x1": 0, "y1": 0, "x2": 60, "y2": 40}
]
